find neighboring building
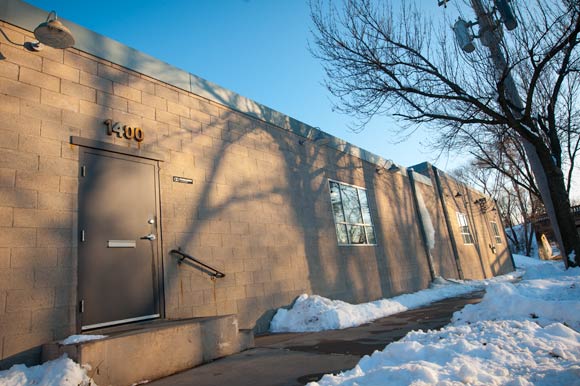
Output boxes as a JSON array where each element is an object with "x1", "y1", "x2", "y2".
[
  {"x1": 0, "y1": 0, "x2": 514, "y2": 371},
  {"x1": 532, "y1": 204, "x2": 580, "y2": 246}
]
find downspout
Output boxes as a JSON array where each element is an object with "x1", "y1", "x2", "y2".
[
  {"x1": 408, "y1": 168, "x2": 436, "y2": 281},
  {"x1": 481, "y1": 205, "x2": 498, "y2": 274},
  {"x1": 432, "y1": 167, "x2": 464, "y2": 279},
  {"x1": 465, "y1": 188, "x2": 489, "y2": 279},
  {"x1": 494, "y1": 199, "x2": 517, "y2": 271}
]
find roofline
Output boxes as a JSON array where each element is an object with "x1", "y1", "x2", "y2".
[{"x1": 1, "y1": 0, "x2": 407, "y2": 175}]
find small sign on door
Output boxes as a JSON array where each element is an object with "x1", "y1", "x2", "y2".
[{"x1": 173, "y1": 176, "x2": 193, "y2": 184}]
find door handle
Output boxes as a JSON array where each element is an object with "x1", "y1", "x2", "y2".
[{"x1": 141, "y1": 234, "x2": 156, "y2": 241}]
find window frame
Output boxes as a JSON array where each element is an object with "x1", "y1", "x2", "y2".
[
  {"x1": 490, "y1": 221, "x2": 502, "y2": 244},
  {"x1": 328, "y1": 179, "x2": 377, "y2": 246},
  {"x1": 456, "y1": 211, "x2": 474, "y2": 245}
]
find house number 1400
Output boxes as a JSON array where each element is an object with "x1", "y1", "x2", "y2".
[{"x1": 104, "y1": 119, "x2": 144, "y2": 142}]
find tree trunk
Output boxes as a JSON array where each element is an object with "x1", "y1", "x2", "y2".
[
  {"x1": 508, "y1": 224, "x2": 519, "y2": 253},
  {"x1": 525, "y1": 220, "x2": 533, "y2": 257},
  {"x1": 537, "y1": 147, "x2": 580, "y2": 267}
]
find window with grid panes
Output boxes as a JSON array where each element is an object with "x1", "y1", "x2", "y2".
[
  {"x1": 456, "y1": 212, "x2": 474, "y2": 244},
  {"x1": 490, "y1": 221, "x2": 502, "y2": 244},
  {"x1": 329, "y1": 180, "x2": 376, "y2": 245}
]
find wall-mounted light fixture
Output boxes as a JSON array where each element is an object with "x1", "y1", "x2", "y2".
[
  {"x1": 0, "y1": 10, "x2": 75, "y2": 52},
  {"x1": 474, "y1": 197, "x2": 489, "y2": 213},
  {"x1": 388, "y1": 164, "x2": 400, "y2": 173},
  {"x1": 34, "y1": 11, "x2": 75, "y2": 49}
]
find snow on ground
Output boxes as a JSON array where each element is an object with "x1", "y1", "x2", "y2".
[
  {"x1": 454, "y1": 255, "x2": 580, "y2": 331},
  {"x1": 309, "y1": 255, "x2": 580, "y2": 386},
  {"x1": 270, "y1": 270, "x2": 521, "y2": 332},
  {"x1": 311, "y1": 320, "x2": 580, "y2": 386},
  {"x1": 0, "y1": 335, "x2": 106, "y2": 386},
  {"x1": 0, "y1": 355, "x2": 92, "y2": 386}
]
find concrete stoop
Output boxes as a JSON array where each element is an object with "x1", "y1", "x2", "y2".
[{"x1": 42, "y1": 315, "x2": 254, "y2": 386}]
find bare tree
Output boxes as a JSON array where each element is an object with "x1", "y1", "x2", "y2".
[{"x1": 310, "y1": 0, "x2": 580, "y2": 267}]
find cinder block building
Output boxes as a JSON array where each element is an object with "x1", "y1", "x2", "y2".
[{"x1": 0, "y1": 0, "x2": 514, "y2": 378}]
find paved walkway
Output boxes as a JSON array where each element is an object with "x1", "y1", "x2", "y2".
[{"x1": 149, "y1": 291, "x2": 484, "y2": 386}]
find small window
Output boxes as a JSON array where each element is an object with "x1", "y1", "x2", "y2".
[
  {"x1": 329, "y1": 180, "x2": 376, "y2": 245},
  {"x1": 456, "y1": 212, "x2": 474, "y2": 244},
  {"x1": 490, "y1": 221, "x2": 502, "y2": 244}
]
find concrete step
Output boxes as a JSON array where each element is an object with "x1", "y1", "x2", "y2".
[{"x1": 42, "y1": 315, "x2": 254, "y2": 386}]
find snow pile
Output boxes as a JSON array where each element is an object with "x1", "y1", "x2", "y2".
[
  {"x1": 454, "y1": 255, "x2": 580, "y2": 331},
  {"x1": 309, "y1": 255, "x2": 580, "y2": 386},
  {"x1": 60, "y1": 335, "x2": 107, "y2": 345},
  {"x1": 0, "y1": 355, "x2": 93, "y2": 386},
  {"x1": 270, "y1": 272, "x2": 520, "y2": 332},
  {"x1": 312, "y1": 320, "x2": 580, "y2": 386}
]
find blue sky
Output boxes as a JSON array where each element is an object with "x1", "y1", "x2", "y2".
[{"x1": 26, "y1": 0, "x2": 462, "y2": 170}]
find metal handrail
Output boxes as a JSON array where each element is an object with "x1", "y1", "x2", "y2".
[{"x1": 170, "y1": 249, "x2": 226, "y2": 279}]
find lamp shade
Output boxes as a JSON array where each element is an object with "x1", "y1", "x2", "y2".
[{"x1": 34, "y1": 18, "x2": 75, "y2": 49}]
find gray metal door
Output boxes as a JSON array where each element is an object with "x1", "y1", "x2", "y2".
[{"x1": 78, "y1": 149, "x2": 161, "y2": 330}]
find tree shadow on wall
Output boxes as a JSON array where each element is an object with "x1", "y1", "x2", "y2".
[
  {"x1": 157, "y1": 106, "x2": 365, "y2": 330},
  {"x1": 163, "y1": 97, "x2": 433, "y2": 332}
]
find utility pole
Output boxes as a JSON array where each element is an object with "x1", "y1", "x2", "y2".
[{"x1": 447, "y1": 0, "x2": 569, "y2": 267}]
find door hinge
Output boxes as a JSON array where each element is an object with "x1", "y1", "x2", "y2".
[
  {"x1": 79, "y1": 300, "x2": 85, "y2": 313},
  {"x1": 80, "y1": 230, "x2": 86, "y2": 242},
  {"x1": 81, "y1": 165, "x2": 86, "y2": 177}
]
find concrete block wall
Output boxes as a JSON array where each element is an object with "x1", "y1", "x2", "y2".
[
  {"x1": 0, "y1": 7, "x2": 512, "y2": 368},
  {"x1": 0, "y1": 19, "x2": 435, "y2": 367},
  {"x1": 0, "y1": 21, "x2": 79, "y2": 367},
  {"x1": 414, "y1": 180, "x2": 459, "y2": 279},
  {"x1": 434, "y1": 170, "x2": 513, "y2": 279},
  {"x1": 159, "y1": 104, "x2": 433, "y2": 332},
  {"x1": 461, "y1": 185, "x2": 513, "y2": 277},
  {"x1": 434, "y1": 172, "x2": 488, "y2": 279}
]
